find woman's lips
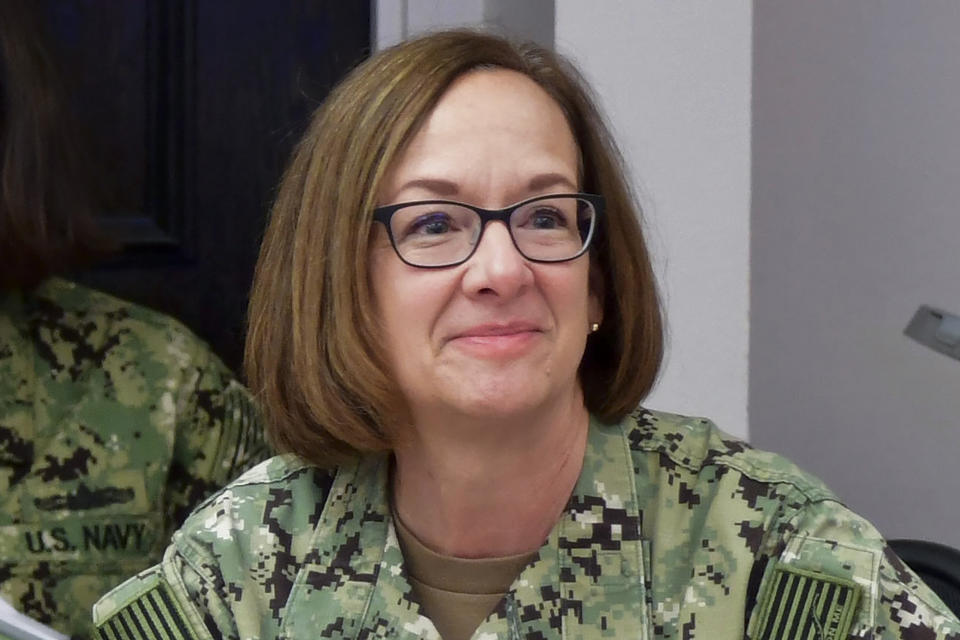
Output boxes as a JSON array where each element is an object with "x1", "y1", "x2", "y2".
[
  {"x1": 454, "y1": 322, "x2": 541, "y2": 337},
  {"x1": 448, "y1": 323, "x2": 543, "y2": 358}
]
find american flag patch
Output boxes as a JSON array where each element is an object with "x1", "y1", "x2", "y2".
[
  {"x1": 95, "y1": 580, "x2": 195, "y2": 640},
  {"x1": 753, "y1": 563, "x2": 861, "y2": 640}
]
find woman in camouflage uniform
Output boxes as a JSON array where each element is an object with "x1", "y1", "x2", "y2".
[
  {"x1": 0, "y1": 3, "x2": 268, "y2": 637},
  {"x1": 95, "y1": 30, "x2": 960, "y2": 640}
]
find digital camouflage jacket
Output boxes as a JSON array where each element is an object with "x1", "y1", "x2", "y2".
[
  {"x1": 0, "y1": 278, "x2": 268, "y2": 639},
  {"x1": 93, "y1": 409, "x2": 960, "y2": 639}
]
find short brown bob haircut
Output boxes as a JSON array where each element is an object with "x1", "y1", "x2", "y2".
[{"x1": 246, "y1": 29, "x2": 663, "y2": 467}]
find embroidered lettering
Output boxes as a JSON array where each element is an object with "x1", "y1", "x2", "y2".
[
  {"x1": 24, "y1": 530, "x2": 48, "y2": 553},
  {"x1": 82, "y1": 522, "x2": 149, "y2": 551},
  {"x1": 23, "y1": 527, "x2": 74, "y2": 553}
]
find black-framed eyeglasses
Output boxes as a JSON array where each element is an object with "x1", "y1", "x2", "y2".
[{"x1": 372, "y1": 193, "x2": 603, "y2": 268}]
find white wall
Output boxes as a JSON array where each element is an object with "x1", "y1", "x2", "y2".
[
  {"x1": 373, "y1": 1, "x2": 754, "y2": 438},
  {"x1": 556, "y1": 1, "x2": 753, "y2": 437},
  {"x1": 752, "y1": 1, "x2": 960, "y2": 547},
  {"x1": 374, "y1": 0, "x2": 552, "y2": 50},
  {"x1": 375, "y1": 0, "x2": 483, "y2": 49}
]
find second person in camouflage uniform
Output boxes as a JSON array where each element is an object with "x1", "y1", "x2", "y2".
[
  {"x1": 0, "y1": 279, "x2": 269, "y2": 637},
  {"x1": 0, "y1": 3, "x2": 269, "y2": 636}
]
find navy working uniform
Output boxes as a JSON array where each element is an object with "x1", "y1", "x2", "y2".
[
  {"x1": 0, "y1": 278, "x2": 268, "y2": 638},
  {"x1": 93, "y1": 409, "x2": 960, "y2": 639}
]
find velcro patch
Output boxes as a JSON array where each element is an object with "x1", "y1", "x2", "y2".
[
  {"x1": 753, "y1": 563, "x2": 861, "y2": 640},
  {"x1": 95, "y1": 580, "x2": 195, "y2": 640}
]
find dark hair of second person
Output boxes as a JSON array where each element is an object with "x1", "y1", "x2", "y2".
[{"x1": 0, "y1": 0, "x2": 108, "y2": 290}]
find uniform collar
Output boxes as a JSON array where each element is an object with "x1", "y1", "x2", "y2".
[{"x1": 283, "y1": 414, "x2": 652, "y2": 639}]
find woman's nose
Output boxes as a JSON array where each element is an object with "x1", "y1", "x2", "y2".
[{"x1": 460, "y1": 221, "x2": 533, "y2": 299}]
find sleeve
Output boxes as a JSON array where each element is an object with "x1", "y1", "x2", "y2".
[
  {"x1": 93, "y1": 478, "x2": 263, "y2": 640},
  {"x1": 749, "y1": 497, "x2": 960, "y2": 640},
  {"x1": 165, "y1": 338, "x2": 270, "y2": 529}
]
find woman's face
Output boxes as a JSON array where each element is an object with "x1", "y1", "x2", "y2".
[{"x1": 370, "y1": 69, "x2": 600, "y2": 422}]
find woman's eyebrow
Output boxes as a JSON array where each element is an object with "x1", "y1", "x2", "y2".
[
  {"x1": 395, "y1": 173, "x2": 577, "y2": 199},
  {"x1": 394, "y1": 178, "x2": 460, "y2": 197},
  {"x1": 527, "y1": 172, "x2": 577, "y2": 192}
]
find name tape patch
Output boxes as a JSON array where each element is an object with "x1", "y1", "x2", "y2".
[
  {"x1": 1, "y1": 517, "x2": 157, "y2": 559},
  {"x1": 754, "y1": 563, "x2": 861, "y2": 640}
]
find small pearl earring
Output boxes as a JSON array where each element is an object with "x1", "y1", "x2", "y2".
[{"x1": 590, "y1": 322, "x2": 600, "y2": 333}]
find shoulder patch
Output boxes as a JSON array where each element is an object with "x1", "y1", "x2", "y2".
[
  {"x1": 753, "y1": 563, "x2": 861, "y2": 640},
  {"x1": 94, "y1": 572, "x2": 197, "y2": 640}
]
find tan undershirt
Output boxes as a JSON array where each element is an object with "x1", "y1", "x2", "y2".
[{"x1": 393, "y1": 513, "x2": 538, "y2": 640}]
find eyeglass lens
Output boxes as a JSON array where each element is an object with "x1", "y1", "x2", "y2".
[{"x1": 388, "y1": 196, "x2": 596, "y2": 267}]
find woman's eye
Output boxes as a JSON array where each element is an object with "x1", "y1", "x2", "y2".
[
  {"x1": 408, "y1": 212, "x2": 453, "y2": 235},
  {"x1": 530, "y1": 208, "x2": 567, "y2": 229}
]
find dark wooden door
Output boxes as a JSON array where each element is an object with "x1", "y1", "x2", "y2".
[{"x1": 42, "y1": 1, "x2": 371, "y2": 373}]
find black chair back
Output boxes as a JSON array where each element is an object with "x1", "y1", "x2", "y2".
[{"x1": 889, "y1": 539, "x2": 960, "y2": 617}]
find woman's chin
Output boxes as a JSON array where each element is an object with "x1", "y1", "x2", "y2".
[
  {"x1": 441, "y1": 375, "x2": 569, "y2": 421},
  {"x1": 401, "y1": 351, "x2": 585, "y2": 423}
]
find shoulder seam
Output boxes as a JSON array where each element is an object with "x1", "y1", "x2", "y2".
[
  {"x1": 229, "y1": 455, "x2": 315, "y2": 488},
  {"x1": 628, "y1": 411, "x2": 838, "y2": 505},
  {"x1": 184, "y1": 456, "x2": 318, "y2": 517},
  {"x1": 708, "y1": 452, "x2": 838, "y2": 503},
  {"x1": 635, "y1": 439, "x2": 839, "y2": 504}
]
